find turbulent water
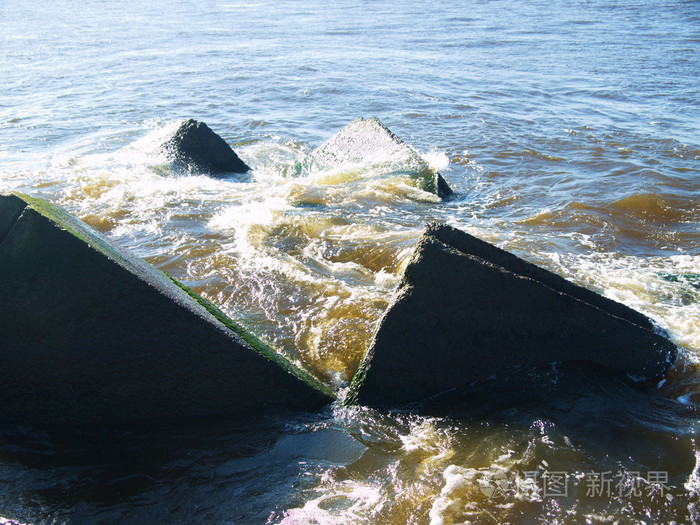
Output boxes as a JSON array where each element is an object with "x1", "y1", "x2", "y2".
[{"x1": 1, "y1": 0, "x2": 699, "y2": 523}]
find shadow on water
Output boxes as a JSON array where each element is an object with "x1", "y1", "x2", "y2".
[
  {"x1": 0, "y1": 407, "x2": 340, "y2": 524},
  {"x1": 1, "y1": 363, "x2": 698, "y2": 524},
  {"x1": 393, "y1": 362, "x2": 700, "y2": 522},
  {"x1": 417, "y1": 361, "x2": 698, "y2": 438}
]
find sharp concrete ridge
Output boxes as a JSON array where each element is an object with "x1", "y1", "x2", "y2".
[
  {"x1": 160, "y1": 118, "x2": 250, "y2": 175},
  {"x1": 351, "y1": 223, "x2": 678, "y2": 406},
  {"x1": 0, "y1": 193, "x2": 332, "y2": 424},
  {"x1": 310, "y1": 118, "x2": 453, "y2": 199}
]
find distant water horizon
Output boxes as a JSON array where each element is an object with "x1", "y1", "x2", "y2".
[{"x1": 1, "y1": 0, "x2": 699, "y2": 523}]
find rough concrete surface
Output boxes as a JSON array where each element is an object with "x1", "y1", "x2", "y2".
[
  {"x1": 0, "y1": 193, "x2": 331, "y2": 425},
  {"x1": 311, "y1": 118, "x2": 453, "y2": 199},
  {"x1": 162, "y1": 118, "x2": 250, "y2": 175},
  {"x1": 353, "y1": 223, "x2": 677, "y2": 406}
]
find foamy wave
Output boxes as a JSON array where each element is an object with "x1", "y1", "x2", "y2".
[
  {"x1": 420, "y1": 149, "x2": 451, "y2": 172},
  {"x1": 0, "y1": 519, "x2": 31, "y2": 525},
  {"x1": 537, "y1": 251, "x2": 700, "y2": 353},
  {"x1": 275, "y1": 481, "x2": 384, "y2": 525}
]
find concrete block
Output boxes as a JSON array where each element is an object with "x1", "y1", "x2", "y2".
[
  {"x1": 352, "y1": 223, "x2": 677, "y2": 405},
  {"x1": 0, "y1": 193, "x2": 331, "y2": 424},
  {"x1": 160, "y1": 118, "x2": 250, "y2": 175},
  {"x1": 310, "y1": 118, "x2": 452, "y2": 199}
]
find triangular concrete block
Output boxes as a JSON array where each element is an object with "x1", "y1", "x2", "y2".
[
  {"x1": 352, "y1": 223, "x2": 677, "y2": 405},
  {"x1": 143, "y1": 118, "x2": 250, "y2": 175},
  {"x1": 310, "y1": 118, "x2": 453, "y2": 199},
  {"x1": 0, "y1": 193, "x2": 331, "y2": 424}
]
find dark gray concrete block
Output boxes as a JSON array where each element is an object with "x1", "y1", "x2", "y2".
[
  {"x1": 162, "y1": 119, "x2": 250, "y2": 175},
  {"x1": 0, "y1": 193, "x2": 331, "y2": 425},
  {"x1": 0, "y1": 193, "x2": 26, "y2": 244},
  {"x1": 352, "y1": 223, "x2": 677, "y2": 406}
]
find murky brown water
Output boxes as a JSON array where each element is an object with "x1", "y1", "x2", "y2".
[{"x1": 1, "y1": 0, "x2": 699, "y2": 522}]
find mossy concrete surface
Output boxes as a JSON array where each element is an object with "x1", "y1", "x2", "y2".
[
  {"x1": 352, "y1": 223, "x2": 678, "y2": 406},
  {"x1": 0, "y1": 193, "x2": 332, "y2": 425}
]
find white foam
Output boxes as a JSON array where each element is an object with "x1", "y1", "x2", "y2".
[
  {"x1": 0, "y1": 519, "x2": 31, "y2": 525},
  {"x1": 209, "y1": 196, "x2": 290, "y2": 231},
  {"x1": 685, "y1": 448, "x2": 700, "y2": 520},
  {"x1": 276, "y1": 481, "x2": 384, "y2": 525},
  {"x1": 400, "y1": 419, "x2": 454, "y2": 459},
  {"x1": 539, "y1": 251, "x2": 700, "y2": 355},
  {"x1": 420, "y1": 149, "x2": 450, "y2": 172}
]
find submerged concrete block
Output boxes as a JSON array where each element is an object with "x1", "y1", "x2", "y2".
[
  {"x1": 310, "y1": 118, "x2": 453, "y2": 199},
  {"x1": 0, "y1": 193, "x2": 331, "y2": 424},
  {"x1": 352, "y1": 223, "x2": 677, "y2": 406},
  {"x1": 161, "y1": 118, "x2": 250, "y2": 175}
]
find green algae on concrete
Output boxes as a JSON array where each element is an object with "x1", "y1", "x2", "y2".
[
  {"x1": 350, "y1": 223, "x2": 678, "y2": 406},
  {"x1": 0, "y1": 193, "x2": 332, "y2": 425}
]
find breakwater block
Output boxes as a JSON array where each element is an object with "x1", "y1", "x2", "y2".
[
  {"x1": 0, "y1": 193, "x2": 332, "y2": 424},
  {"x1": 352, "y1": 223, "x2": 677, "y2": 406},
  {"x1": 310, "y1": 118, "x2": 453, "y2": 199},
  {"x1": 161, "y1": 118, "x2": 250, "y2": 175}
]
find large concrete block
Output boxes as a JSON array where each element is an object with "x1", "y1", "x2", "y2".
[
  {"x1": 0, "y1": 193, "x2": 331, "y2": 424},
  {"x1": 159, "y1": 118, "x2": 250, "y2": 175},
  {"x1": 310, "y1": 118, "x2": 453, "y2": 199},
  {"x1": 352, "y1": 223, "x2": 677, "y2": 406}
]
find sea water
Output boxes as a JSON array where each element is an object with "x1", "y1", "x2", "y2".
[{"x1": 0, "y1": 0, "x2": 699, "y2": 523}]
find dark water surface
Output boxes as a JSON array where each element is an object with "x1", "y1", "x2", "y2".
[{"x1": 1, "y1": 0, "x2": 699, "y2": 523}]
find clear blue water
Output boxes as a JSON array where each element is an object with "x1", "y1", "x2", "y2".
[{"x1": 1, "y1": 0, "x2": 699, "y2": 523}]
